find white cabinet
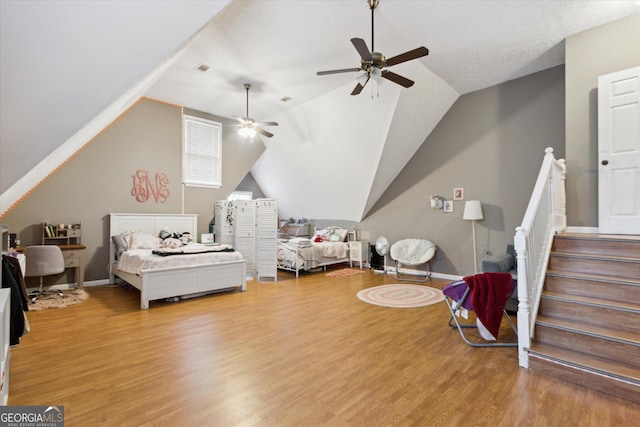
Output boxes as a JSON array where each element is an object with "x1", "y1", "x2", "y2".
[
  {"x1": 256, "y1": 199, "x2": 278, "y2": 281},
  {"x1": 0, "y1": 288, "x2": 10, "y2": 406}
]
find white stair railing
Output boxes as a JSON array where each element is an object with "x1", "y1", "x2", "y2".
[{"x1": 514, "y1": 147, "x2": 566, "y2": 368}]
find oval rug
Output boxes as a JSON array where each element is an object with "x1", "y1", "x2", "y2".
[{"x1": 357, "y1": 284, "x2": 444, "y2": 308}]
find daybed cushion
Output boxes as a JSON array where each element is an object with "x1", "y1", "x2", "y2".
[{"x1": 390, "y1": 239, "x2": 436, "y2": 265}]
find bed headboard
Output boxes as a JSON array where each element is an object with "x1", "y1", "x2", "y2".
[{"x1": 108, "y1": 213, "x2": 198, "y2": 280}]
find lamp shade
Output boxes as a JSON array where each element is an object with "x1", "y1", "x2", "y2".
[{"x1": 463, "y1": 200, "x2": 483, "y2": 221}]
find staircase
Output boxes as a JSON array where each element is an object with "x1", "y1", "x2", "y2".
[{"x1": 527, "y1": 233, "x2": 640, "y2": 403}]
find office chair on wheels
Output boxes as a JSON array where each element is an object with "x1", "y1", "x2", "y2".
[{"x1": 24, "y1": 245, "x2": 65, "y2": 302}]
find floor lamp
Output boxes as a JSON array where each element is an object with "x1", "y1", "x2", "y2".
[{"x1": 463, "y1": 200, "x2": 483, "y2": 274}]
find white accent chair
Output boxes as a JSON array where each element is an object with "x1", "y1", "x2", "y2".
[{"x1": 389, "y1": 239, "x2": 436, "y2": 282}]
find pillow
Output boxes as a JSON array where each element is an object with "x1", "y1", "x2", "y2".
[
  {"x1": 160, "y1": 237, "x2": 183, "y2": 249},
  {"x1": 129, "y1": 232, "x2": 161, "y2": 249},
  {"x1": 333, "y1": 227, "x2": 348, "y2": 242},
  {"x1": 112, "y1": 234, "x2": 128, "y2": 259},
  {"x1": 312, "y1": 228, "x2": 330, "y2": 242},
  {"x1": 329, "y1": 233, "x2": 342, "y2": 242}
]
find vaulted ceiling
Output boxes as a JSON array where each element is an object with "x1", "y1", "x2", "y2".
[{"x1": 2, "y1": 1, "x2": 639, "y2": 219}]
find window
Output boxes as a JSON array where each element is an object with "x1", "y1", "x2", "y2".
[{"x1": 183, "y1": 115, "x2": 222, "y2": 188}]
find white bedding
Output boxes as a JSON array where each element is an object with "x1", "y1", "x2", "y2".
[
  {"x1": 316, "y1": 241, "x2": 348, "y2": 258},
  {"x1": 118, "y1": 246, "x2": 244, "y2": 276},
  {"x1": 277, "y1": 241, "x2": 348, "y2": 270}
]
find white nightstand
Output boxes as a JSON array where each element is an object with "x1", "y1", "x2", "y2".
[{"x1": 349, "y1": 241, "x2": 370, "y2": 269}]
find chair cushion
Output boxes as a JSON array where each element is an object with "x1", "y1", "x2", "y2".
[
  {"x1": 390, "y1": 239, "x2": 436, "y2": 265},
  {"x1": 482, "y1": 254, "x2": 514, "y2": 273}
]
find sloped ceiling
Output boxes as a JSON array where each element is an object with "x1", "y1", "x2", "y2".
[{"x1": 2, "y1": 0, "x2": 639, "y2": 219}]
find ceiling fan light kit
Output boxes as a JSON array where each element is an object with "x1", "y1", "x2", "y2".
[
  {"x1": 231, "y1": 83, "x2": 278, "y2": 139},
  {"x1": 316, "y1": 0, "x2": 429, "y2": 96}
]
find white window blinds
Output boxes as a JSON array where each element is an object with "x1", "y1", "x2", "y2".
[{"x1": 183, "y1": 115, "x2": 222, "y2": 188}]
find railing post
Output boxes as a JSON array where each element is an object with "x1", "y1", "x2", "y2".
[
  {"x1": 515, "y1": 226, "x2": 530, "y2": 368},
  {"x1": 552, "y1": 158, "x2": 567, "y2": 232}
]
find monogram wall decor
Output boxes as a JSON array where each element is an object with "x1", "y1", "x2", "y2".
[{"x1": 131, "y1": 170, "x2": 170, "y2": 203}]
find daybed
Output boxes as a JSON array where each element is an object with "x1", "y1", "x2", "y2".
[
  {"x1": 277, "y1": 226, "x2": 350, "y2": 277},
  {"x1": 109, "y1": 213, "x2": 246, "y2": 309}
]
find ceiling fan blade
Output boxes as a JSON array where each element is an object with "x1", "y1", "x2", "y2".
[
  {"x1": 253, "y1": 121, "x2": 278, "y2": 127},
  {"x1": 351, "y1": 38, "x2": 372, "y2": 62},
  {"x1": 255, "y1": 127, "x2": 274, "y2": 138},
  {"x1": 381, "y1": 70, "x2": 414, "y2": 88},
  {"x1": 385, "y1": 46, "x2": 429, "y2": 67},
  {"x1": 317, "y1": 68, "x2": 362, "y2": 76},
  {"x1": 351, "y1": 83, "x2": 365, "y2": 96}
]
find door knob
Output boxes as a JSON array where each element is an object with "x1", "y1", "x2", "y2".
[{"x1": 601, "y1": 160, "x2": 609, "y2": 165}]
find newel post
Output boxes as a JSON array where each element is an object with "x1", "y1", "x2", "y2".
[{"x1": 515, "y1": 226, "x2": 530, "y2": 368}]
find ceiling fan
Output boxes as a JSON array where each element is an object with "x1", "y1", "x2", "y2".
[
  {"x1": 316, "y1": 0, "x2": 429, "y2": 96},
  {"x1": 230, "y1": 83, "x2": 278, "y2": 138}
]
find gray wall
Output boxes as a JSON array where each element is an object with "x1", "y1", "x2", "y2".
[
  {"x1": 565, "y1": 14, "x2": 640, "y2": 227},
  {"x1": 361, "y1": 66, "x2": 565, "y2": 276},
  {"x1": 1, "y1": 98, "x2": 263, "y2": 284}
]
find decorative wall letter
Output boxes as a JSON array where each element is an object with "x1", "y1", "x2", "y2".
[{"x1": 131, "y1": 170, "x2": 170, "y2": 203}]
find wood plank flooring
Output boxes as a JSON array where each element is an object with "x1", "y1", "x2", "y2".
[{"x1": 8, "y1": 266, "x2": 640, "y2": 426}]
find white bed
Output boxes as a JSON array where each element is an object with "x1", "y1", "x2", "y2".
[
  {"x1": 109, "y1": 213, "x2": 246, "y2": 309},
  {"x1": 277, "y1": 227, "x2": 350, "y2": 277}
]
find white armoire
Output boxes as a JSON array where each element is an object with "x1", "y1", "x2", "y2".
[{"x1": 213, "y1": 199, "x2": 277, "y2": 281}]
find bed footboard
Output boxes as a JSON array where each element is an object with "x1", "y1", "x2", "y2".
[{"x1": 116, "y1": 260, "x2": 246, "y2": 309}]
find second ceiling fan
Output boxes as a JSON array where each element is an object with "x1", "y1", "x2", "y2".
[{"x1": 317, "y1": 0, "x2": 429, "y2": 96}]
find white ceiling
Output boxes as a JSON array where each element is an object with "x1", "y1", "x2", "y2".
[{"x1": 2, "y1": 0, "x2": 639, "y2": 218}]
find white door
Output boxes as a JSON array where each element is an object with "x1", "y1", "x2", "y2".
[{"x1": 598, "y1": 66, "x2": 640, "y2": 234}]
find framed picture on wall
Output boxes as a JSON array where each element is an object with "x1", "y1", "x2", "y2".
[
  {"x1": 443, "y1": 200, "x2": 453, "y2": 213},
  {"x1": 454, "y1": 187, "x2": 464, "y2": 200}
]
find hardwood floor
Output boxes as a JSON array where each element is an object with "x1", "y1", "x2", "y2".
[{"x1": 9, "y1": 267, "x2": 639, "y2": 426}]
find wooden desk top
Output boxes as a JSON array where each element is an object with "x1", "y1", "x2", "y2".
[{"x1": 14, "y1": 244, "x2": 86, "y2": 252}]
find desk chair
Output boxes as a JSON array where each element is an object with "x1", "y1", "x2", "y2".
[{"x1": 24, "y1": 245, "x2": 65, "y2": 302}]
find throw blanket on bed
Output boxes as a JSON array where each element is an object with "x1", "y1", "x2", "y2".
[
  {"x1": 287, "y1": 238, "x2": 312, "y2": 248},
  {"x1": 316, "y1": 241, "x2": 348, "y2": 258},
  {"x1": 153, "y1": 242, "x2": 235, "y2": 256},
  {"x1": 463, "y1": 272, "x2": 513, "y2": 341}
]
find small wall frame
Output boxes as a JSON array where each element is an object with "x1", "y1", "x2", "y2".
[{"x1": 454, "y1": 188, "x2": 464, "y2": 201}]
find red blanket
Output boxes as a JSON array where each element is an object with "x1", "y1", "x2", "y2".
[{"x1": 463, "y1": 272, "x2": 513, "y2": 340}]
